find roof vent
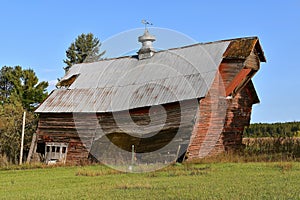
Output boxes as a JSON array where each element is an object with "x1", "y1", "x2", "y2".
[{"x1": 138, "y1": 20, "x2": 156, "y2": 60}]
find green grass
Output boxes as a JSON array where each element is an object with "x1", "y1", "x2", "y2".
[{"x1": 1, "y1": 162, "x2": 300, "y2": 200}]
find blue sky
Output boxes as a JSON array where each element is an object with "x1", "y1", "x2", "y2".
[{"x1": 0, "y1": 1, "x2": 299, "y2": 123}]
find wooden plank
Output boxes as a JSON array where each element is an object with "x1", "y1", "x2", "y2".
[
  {"x1": 26, "y1": 133, "x2": 37, "y2": 163},
  {"x1": 225, "y1": 68, "x2": 252, "y2": 96}
]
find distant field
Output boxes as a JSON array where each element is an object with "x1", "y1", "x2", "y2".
[{"x1": 1, "y1": 162, "x2": 300, "y2": 199}]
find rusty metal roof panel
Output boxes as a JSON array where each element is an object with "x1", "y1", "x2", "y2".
[{"x1": 36, "y1": 40, "x2": 232, "y2": 113}]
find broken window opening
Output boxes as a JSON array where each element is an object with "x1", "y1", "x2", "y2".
[
  {"x1": 45, "y1": 142, "x2": 68, "y2": 164},
  {"x1": 56, "y1": 74, "x2": 79, "y2": 88},
  {"x1": 176, "y1": 144, "x2": 189, "y2": 163}
]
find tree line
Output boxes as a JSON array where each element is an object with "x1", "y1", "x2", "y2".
[
  {"x1": 0, "y1": 33, "x2": 104, "y2": 165},
  {"x1": 244, "y1": 121, "x2": 300, "y2": 138}
]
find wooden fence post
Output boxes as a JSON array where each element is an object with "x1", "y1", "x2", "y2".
[{"x1": 19, "y1": 111, "x2": 26, "y2": 165}]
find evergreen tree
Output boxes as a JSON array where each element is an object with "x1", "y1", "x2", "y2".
[
  {"x1": 0, "y1": 66, "x2": 48, "y2": 111},
  {"x1": 63, "y1": 33, "x2": 105, "y2": 72}
]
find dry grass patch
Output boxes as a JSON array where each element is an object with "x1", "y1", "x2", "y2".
[
  {"x1": 146, "y1": 163, "x2": 211, "y2": 177},
  {"x1": 115, "y1": 182, "x2": 152, "y2": 190},
  {"x1": 76, "y1": 167, "x2": 122, "y2": 176},
  {"x1": 274, "y1": 162, "x2": 293, "y2": 173}
]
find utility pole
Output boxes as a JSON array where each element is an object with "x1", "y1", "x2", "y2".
[{"x1": 19, "y1": 111, "x2": 26, "y2": 165}]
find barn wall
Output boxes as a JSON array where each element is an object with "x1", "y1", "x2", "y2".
[
  {"x1": 35, "y1": 100, "x2": 198, "y2": 164},
  {"x1": 221, "y1": 83, "x2": 255, "y2": 151},
  {"x1": 187, "y1": 57, "x2": 259, "y2": 159},
  {"x1": 219, "y1": 50, "x2": 260, "y2": 152},
  {"x1": 187, "y1": 83, "x2": 256, "y2": 159},
  {"x1": 36, "y1": 113, "x2": 91, "y2": 164},
  {"x1": 90, "y1": 100, "x2": 198, "y2": 164},
  {"x1": 187, "y1": 71, "x2": 228, "y2": 159}
]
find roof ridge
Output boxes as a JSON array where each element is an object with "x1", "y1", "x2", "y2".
[{"x1": 76, "y1": 36, "x2": 259, "y2": 63}]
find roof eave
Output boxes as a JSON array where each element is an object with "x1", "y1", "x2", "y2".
[{"x1": 254, "y1": 39, "x2": 266, "y2": 62}]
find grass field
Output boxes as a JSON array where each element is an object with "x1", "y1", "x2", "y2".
[{"x1": 1, "y1": 162, "x2": 300, "y2": 199}]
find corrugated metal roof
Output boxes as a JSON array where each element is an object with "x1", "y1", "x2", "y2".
[{"x1": 36, "y1": 40, "x2": 232, "y2": 113}]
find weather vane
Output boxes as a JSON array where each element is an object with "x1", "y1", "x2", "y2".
[{"x1": 141, "y1": 19, "x2": 153, "y2": 30}]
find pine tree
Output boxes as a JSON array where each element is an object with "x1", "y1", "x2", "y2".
[{"x1": 63, "y1": 33, "x2": 105, "y2": 72}]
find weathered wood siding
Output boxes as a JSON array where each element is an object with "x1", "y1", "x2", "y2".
[
  {"x1": 90, "y1": 100, "x2": 198, "y2": 164},
  {"x1": 187, "y1": 53, "x2": 260, "y2": 159},
  {"x1": 36, "y1": 113, "x2": 91, "y2": 163},
  {"x1": 221, "y1": 82, "x2": 256, "y2": 151},
  {"x1": 35, "y1": 100, "x2": 198, "y2": 164},
  {"x1": 187, "y1": 70, "x2": 228, "y2": 159},
  {"x1": 220, "y1": 50, "x2": 260, "y2": 153},
  {"x1": 187, "y1": 81, "x2": 257, "y2": 159}
]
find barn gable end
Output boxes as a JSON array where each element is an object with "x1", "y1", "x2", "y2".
[{"x1": 187, "y1": 38, "x2": 265, "y2": 159}]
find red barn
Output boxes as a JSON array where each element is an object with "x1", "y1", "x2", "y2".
[{"x1": 30, "y1": 30, "x2": 266, "y2": 165}]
